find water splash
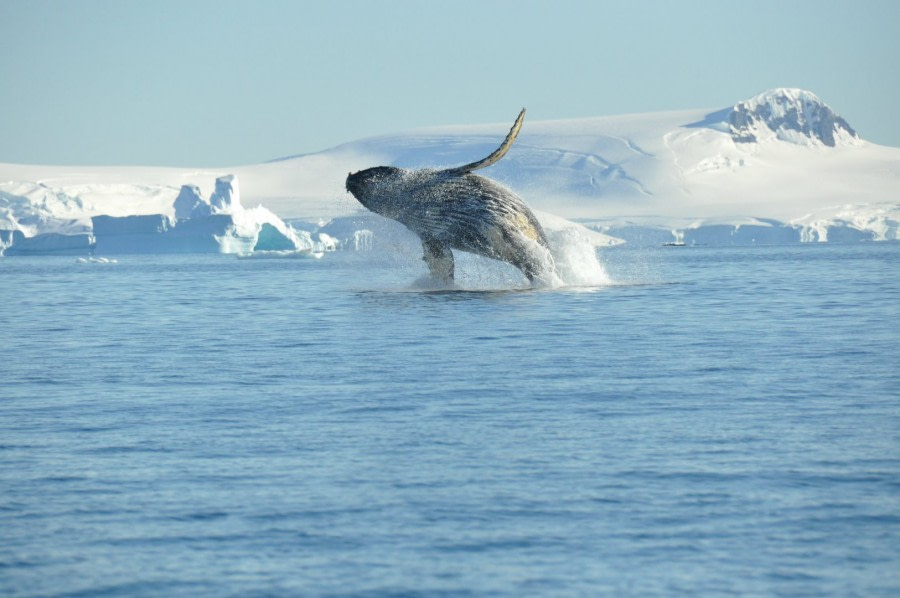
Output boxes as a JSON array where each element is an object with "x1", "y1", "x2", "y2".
[
  {"x1": 545, "y1": 227, "x2": 613, "y2": 288},
  {"x1": 400, "y1": 228, "x2": 612, "y2": 292},
  {"x1": 328, "y1": 212, "x2": 614, "y2": 291}
]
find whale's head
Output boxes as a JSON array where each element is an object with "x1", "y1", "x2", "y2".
[{"x1": 346, "y1": 166, "x2": 408, "y2": 219}]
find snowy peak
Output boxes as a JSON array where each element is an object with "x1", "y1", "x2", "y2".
[{"x1": 728, "y1": 88, "x2": 859, "y2": 147}]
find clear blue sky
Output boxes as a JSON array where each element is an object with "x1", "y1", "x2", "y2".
[{"x1": 1, "y1": 0, "x2": 897, "y2": 167}]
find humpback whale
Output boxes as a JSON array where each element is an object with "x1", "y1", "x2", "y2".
[{"x1": 345, "y1": 109, "x2": 557, "y2": 284}]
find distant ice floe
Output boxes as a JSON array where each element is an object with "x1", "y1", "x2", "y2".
[
  {"x1": 75, "y1": 256, "x2": 117, "y2": 264},
  {"x1": 791, "y1": 203, "x2": 900, "y2": 242},
  {"x1": 596, "y1": 204, "x2": 900, "y2": 247}
]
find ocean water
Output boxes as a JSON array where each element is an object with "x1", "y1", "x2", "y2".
[{"x1": 2, "y1": 243, "x2": 899, "y2": 596}]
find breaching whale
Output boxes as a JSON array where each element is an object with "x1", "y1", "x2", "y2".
[{"x1": 345, "y1": 109, "x2": 557, "y2": 284}]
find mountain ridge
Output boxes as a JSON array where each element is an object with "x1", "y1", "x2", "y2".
[{"x1": 727, "y1": 88, "x2": 859, "y2": 147}]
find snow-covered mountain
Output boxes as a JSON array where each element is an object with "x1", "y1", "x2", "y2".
[
  {"x1": 1, "y1": 88, "x2": 898, "y2": 251},
  {"x1": 727, "y1": 88, "x2": 859, "y2": 147}
]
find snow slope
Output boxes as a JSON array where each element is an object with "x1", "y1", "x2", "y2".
[{"x1": 1, "y1": 88, "x2": 898, "y2": 246}]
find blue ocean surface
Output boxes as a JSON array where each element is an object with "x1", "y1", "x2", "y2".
[{"x1": 2, "y1": 243, "x2": 899, "y2": 596}]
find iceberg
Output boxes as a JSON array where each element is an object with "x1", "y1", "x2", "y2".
[
  {"x1": 84, "y1": 175, "x2": 316, "y2": 255},
  {"x1": 0, "y1": 174, "x2": 319, "y2": 256}
]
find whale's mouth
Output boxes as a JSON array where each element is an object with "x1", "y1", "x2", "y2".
[{"x1": 345, "y1": 171, "x2": 360, "y2": 196}]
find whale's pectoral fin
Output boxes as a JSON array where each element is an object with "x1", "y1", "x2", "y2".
[
  {"x1": 500, "y1": 226, "x2": 556, "y2": 284},
  {"x1": 422, "y1": 239, "x2": 454, "y2": 282},
  {"x1": 445, "y1": 108, "x2": 525, "y2": 175}
]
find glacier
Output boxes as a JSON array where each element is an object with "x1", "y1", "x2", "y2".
[{"x1": 1, "y1": 88, "x2": 898, "y2": 256}]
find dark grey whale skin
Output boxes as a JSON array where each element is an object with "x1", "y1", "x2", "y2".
[{"x1": 345, "y1": 110, "x2": 555, "y2": 283}]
